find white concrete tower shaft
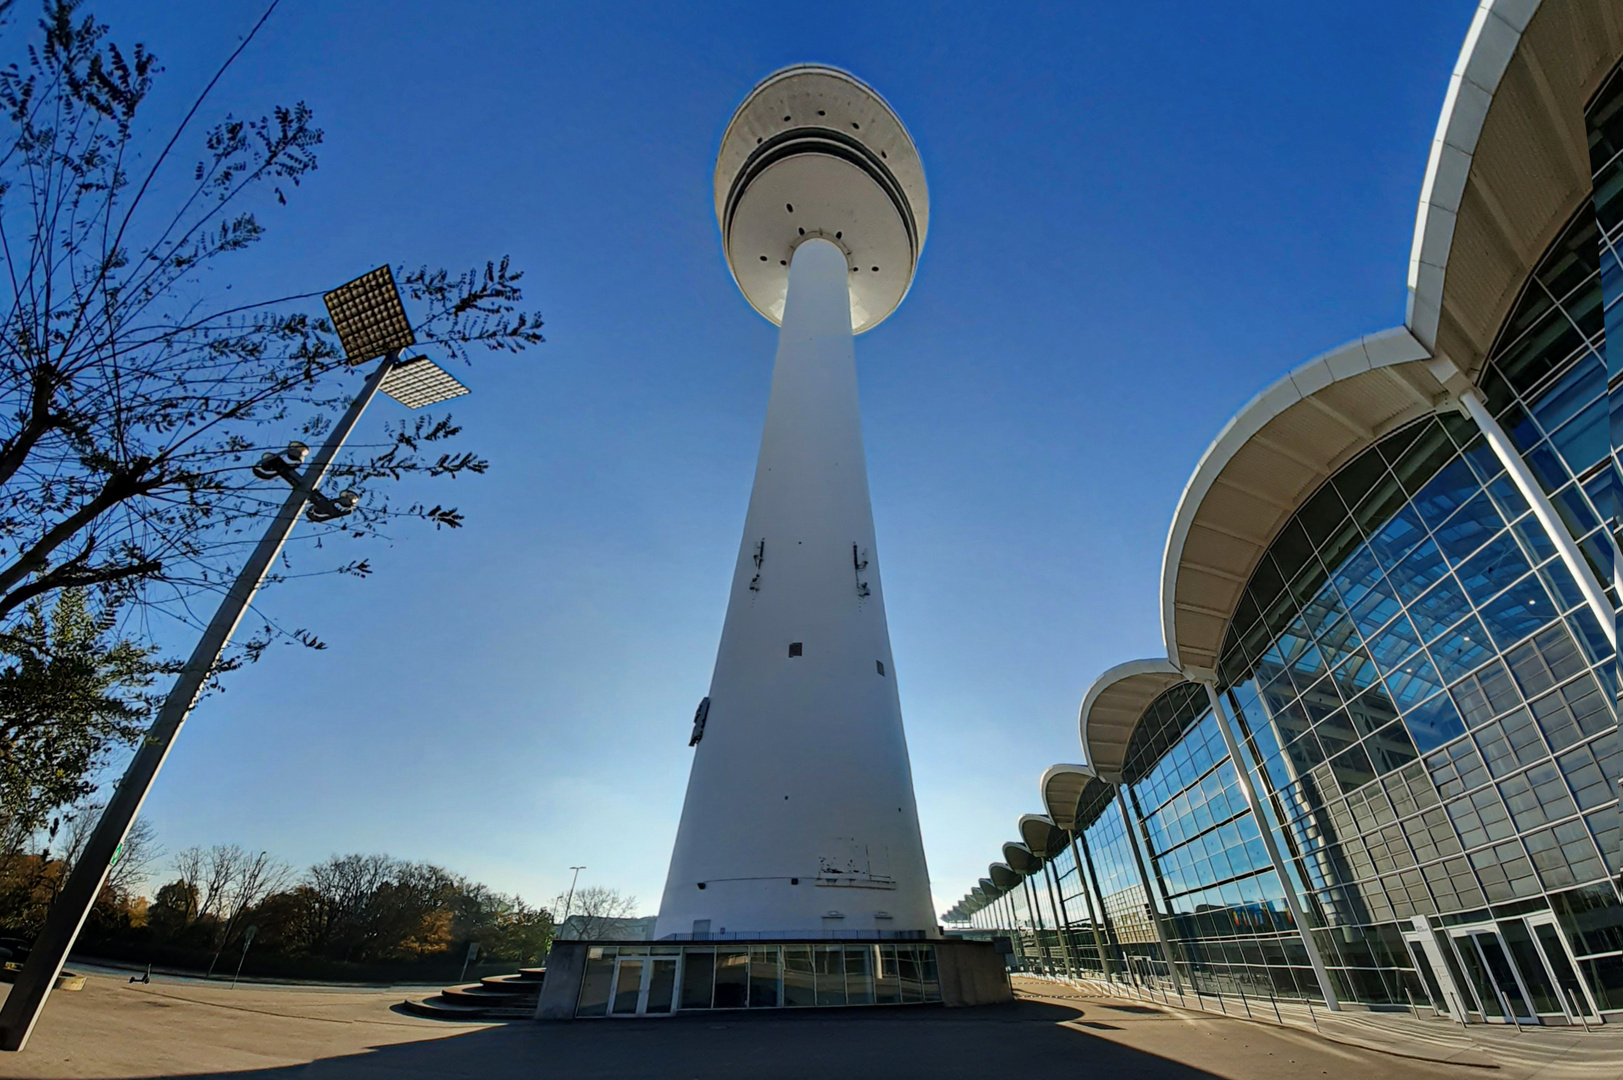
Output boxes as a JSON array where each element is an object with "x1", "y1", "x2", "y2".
[
  {"x1": 655, "y1": 238, "x2": 934, "y2": 939},
  {"x1": 656, "y1": 65, "x2": 934, "y2": 940}
]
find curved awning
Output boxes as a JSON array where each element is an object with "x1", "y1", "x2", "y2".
[
  {"x1": 1040, "y1": 763, "x2": 1094, "y2": 833},
  {"x1": 989, "y1": 862, "x2": 1021, "y2": 891},
  {"x1": 1409, "y1": 0, "x2": 1620, "y2": 376},
  {"x1": 1162, "y1": 0, "x2": 1623, "y2": 677},
  {"x1": 1157, "y1": 328, "x2": 1440, "y2": 673},
  {"x1": 1018, "y1": 814, "x2": 1069, "y2": 860},
  {"x1": 1002, "y1": 842, "x2": 1042, "y2": 877},
  {"x1": 978, "y1": 876, "x2": 998, "y2": 898},
  {"x1": 1079, "y1": 658, "x2": 1187, "y2": 783}
]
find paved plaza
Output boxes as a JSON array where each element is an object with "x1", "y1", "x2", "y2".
[{"x1": 4, "y1": 972, "x2": 1620, "y2": 1079}]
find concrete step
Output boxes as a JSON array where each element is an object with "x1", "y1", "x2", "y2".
[
  {"x1": 441, "y1": 984, "x2": 538, "y2": 1005},
  {"x1": 400, "y1": 995, "x2": 534, "y2": 1021},
  {"x1": 404, "y1": 968, "x2": 544, "y2": 1021}
]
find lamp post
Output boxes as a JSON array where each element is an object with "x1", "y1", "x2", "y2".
[
  {"x1": 0, "y1": 266, "x2": 469, "y2": 1052},
  {"x1": 561, "y1": 866, "x2": 586, "y2": 937}
]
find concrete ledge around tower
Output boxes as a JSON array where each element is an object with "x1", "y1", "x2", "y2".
[{"x1": 535, "y1": 939, "x2": 1011, "y2": 1019}]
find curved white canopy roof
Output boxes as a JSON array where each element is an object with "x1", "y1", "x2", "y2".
[
  {"x1": 1161, "y1": 0, "x2": 1621, "y2": 676},
  {"x1": 1158, "y1": 328, "x2": 1436, "y2": 672},
  {"x1": 988, "y1": 863, "x2": 1021, "y2": 890},
  {"x1": 1409, "y1": 0, "x2": 1620, "y2": 375},
  {"x1": 1040, "y1": 763, "x2": 1095, "y2": 833},
  {"x1": 1079, "y1": 658, "x2": 1186, "y2": 784},
  {"x1": 1018, "y1": 814, "x2": 1070, "y2": 860},
  {"x1": 1002, "y1": 841, "x2": 1042, "y2": 877}
]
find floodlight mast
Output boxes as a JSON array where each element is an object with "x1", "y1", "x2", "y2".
[{"x1": 0, "y1": 268, "x2": 460, "y2": 1052}]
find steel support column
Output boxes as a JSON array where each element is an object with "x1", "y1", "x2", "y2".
[
  {"x1": 1457, "y1": 389, "x2": 1615, "y2": 649},
  {"x1": 1115, "y1": 785, "x2": 1185, "y2": 994},
  {"x1": 1043, "y1": 860, "x2": 1076, "y2": 978},
  {"x1": 1069, "y1": 834, "x2": 1114, "y2": 976},
  {"x1": 1201, "y1": 680, "x2": 1342, "y2": 1010}
]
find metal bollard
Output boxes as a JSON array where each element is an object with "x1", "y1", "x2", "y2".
[
  {"x1": 1566, "y1": 988, "x2": 1591, "y2": 1034},
  {"x1": 1238, "y1": 985, "x2": 1252, "y2": 1019},
  {"x1": 1405, "y1": 987, "x2": 1418, "y2": 1021},
  {"x1": 1216, "y1": 990, "x2": 1226, "y2": 1015},
  {"x1": 1306, "y1": 997, "x2": 1320, "y2": 1033},
  {"x1": 1269, "y1": 990, "x2": 1282, "y2": 1025},
  {"x1": 1496, "y1": 988, "x2": 1522, "y2": 1033}
]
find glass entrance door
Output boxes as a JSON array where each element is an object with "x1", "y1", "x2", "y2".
[
  {"x1": 1526, "y1": 915, "x2": 1600, "y2": 1024},
  {"x1": 1450, "y1": 928, "x2": 1536, "y2": 1024},
  {"x1": 609, "y1": 958, "x2": 645, "y2": 1016},
  {"x1": 645, "y1": 958, "x2": 678, "y2": 1015}
]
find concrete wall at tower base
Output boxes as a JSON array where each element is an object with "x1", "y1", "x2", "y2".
[{"x1": 934, "y1": 940, "x2": 1014, "y2": 1006}]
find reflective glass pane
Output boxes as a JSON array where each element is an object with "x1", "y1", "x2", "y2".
[
  {"x1": 783, "y1": 945, "x2": 815, "y2": 1007},
  {"x1": 612, "y1": 959, "x2": 644, "y2": 1015},
  {"x1": 576, "y1": 952, "x2": 615, "y2": 1017},
  {"x1": 646, "y1": 959, "x2": 678, "y2": 1014},
  {"x1": 814, "y1": 945, "x2": 846, "y2": 1006},
  {"x1": 1405, "y1": 692, "x2": 1467, "y2": 754},
  {"x1": 680, "y1": 950, "x2": 715, "y2": 1010}
]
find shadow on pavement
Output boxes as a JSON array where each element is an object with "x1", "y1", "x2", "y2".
[{"x1": 154, "y1": 1000, "x2": 1230, "y2": 1080}]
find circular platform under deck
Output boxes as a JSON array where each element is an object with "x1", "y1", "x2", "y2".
[{"x1": 715, "y1": 65, "x2": 928, "y2": 333}]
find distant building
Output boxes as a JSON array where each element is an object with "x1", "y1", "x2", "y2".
[{"x1": 555, "y1": 915, "x2": 656, "y2": 942}]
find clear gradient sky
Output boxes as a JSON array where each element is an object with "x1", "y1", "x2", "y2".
[{"x1": 93, "y1": 0, "x2": 1478, "y2": 917}]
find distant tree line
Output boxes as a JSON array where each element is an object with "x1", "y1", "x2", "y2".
[{"x1": 0, "y1": 810, "x2": 638, "y2": 982}]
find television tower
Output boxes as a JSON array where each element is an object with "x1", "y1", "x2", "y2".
[{"x1": 654, "y1": 66, "x2": 935, "y2": 940}]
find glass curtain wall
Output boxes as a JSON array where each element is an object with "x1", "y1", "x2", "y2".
[
  {"x1": 1122, "y1": 685, "x2": 1325, "y2": 999},
  {"x1": 576, "y1": 944, "x2": 942, "y2": 1016},
  {"x1": 1079, "y1": 782, "x2": 1168, "y2": 984},
  {"x1": 1051, "y1": 844, "x2": 1110, "y2": 975}
]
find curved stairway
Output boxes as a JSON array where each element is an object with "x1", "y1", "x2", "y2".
[{"x1": 401, "y1": 967, "x2": 545, "y2": 1020}]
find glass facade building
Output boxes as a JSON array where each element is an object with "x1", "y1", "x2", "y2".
[
  {"x1": 949, "y1": 12, "x2": 1622, "y2": 1029},
  {"x1": 572, "y1": 943, "x2": 942, "y2": 1017}
]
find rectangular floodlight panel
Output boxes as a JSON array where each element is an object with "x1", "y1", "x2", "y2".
[
  {"x1": 324, "y1": 265, "x2": 416, "y2": 365},
  {"x1": 379, "y1": 356, "x2": 469, "y2": 409}
]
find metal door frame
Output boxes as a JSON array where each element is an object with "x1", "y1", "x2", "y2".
[
  {"x1": 643, "y1": 955, "x2": 682, "y2": 1016},
  {"x1": 1402, "y1": 928, "x2": 1468, "y2": 1020},
  {"x1": 1524, "y1": 912, "x2": 1601, "y2": 1023},
  {"x1": 1447, "y1": 923, "x2": 1538, "y2": 1025},
  {"x1": 607, "y1": 955, "x2": 649, "y2": 1016}
]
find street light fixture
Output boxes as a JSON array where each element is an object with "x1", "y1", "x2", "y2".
[
  {"x1": 562, "y1": 866, "x2": 586, "y2": 934},
  {"x1": 0, "y1": 266, "x2": 469, "y2": 1053}
]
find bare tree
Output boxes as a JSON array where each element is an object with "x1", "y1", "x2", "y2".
[
  {"x1": 101, "y1": 815, "x2": 156, "y2": 900},
  {"x1": 553, "y1": 886, "x2": 638, "y2": 941},
  {"x1": 0, "y1": 1, "x2": 543, "y2": 656},
  {"x1": 49, "y1": 799, "x2": 154, "y2": 900},
  {"x1": 205, "y1": 847, "x2": 288, "y2": 976}
]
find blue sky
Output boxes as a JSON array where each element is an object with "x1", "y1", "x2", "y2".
[{"x1": 93, "y1": 0, "x2": 1475, "y2": 916}]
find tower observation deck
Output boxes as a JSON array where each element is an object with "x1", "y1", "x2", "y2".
[{"x1": 653, "y1": 66, "x2": 936, "y2": 941}]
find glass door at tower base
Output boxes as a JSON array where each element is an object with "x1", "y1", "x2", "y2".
[
  {"x1": 645, "y1": 958, "x2": 678, "y2": 1014},
  {"x1": 610, "y1": 958, "x2": 645, "y2": 1015}
]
